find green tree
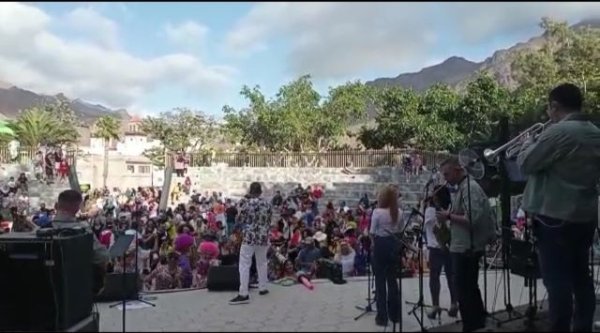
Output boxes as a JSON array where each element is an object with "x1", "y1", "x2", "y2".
[
  {"x1": 454, "y1": 73, "x2": 511, "y2": 144},
  {"x1": 222, "y1": 75, "x2": 371, "y2": 154},
  {"x1": 512, "y1": 17, "x2": 600, "y2": 117},
  {"x1": 92, "y1": 115, "x2": 121, "y2": 188},
  {"x1": 43, "y1": 95, "x2": 81, "y2": 145},
  {"x1": 10, "y1": 107, "x2": 66, "y2": 147},
  {"x1": 357, "y1": 126, "x2": 387, "y2": 150},
  {"x1": 140, "y1": 108, "x2": 217, "y2": 167},
  {"x1": 361, "y1": 83, "x2": 468, "y2": 151}
]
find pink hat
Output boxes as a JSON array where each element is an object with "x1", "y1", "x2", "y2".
[{"x1": 198, "y1": 241, "x2": 220, "y2": 259}]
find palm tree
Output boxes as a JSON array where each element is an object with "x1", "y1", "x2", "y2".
[
  {"x1": 93, "y1": 116, "x2": 121, "y2": 188},
  {"x1": 10, "y1": 107, "x2": 65, "y2": 148}
]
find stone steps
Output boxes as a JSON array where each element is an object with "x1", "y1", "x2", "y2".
[
  {"x1": 1, "y1": 163, "x2": 71, "y2": 210},
  {"x1": 168, "y1": 167, "x2": 432, "y2": 211}
]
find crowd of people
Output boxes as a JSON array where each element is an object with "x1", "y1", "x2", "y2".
[
  {"x1": 3, "y1": 175, "x2": 435, "y2": 292},
  {"x1": 76, "y1": 183, "x2": 429, "y2": 292}
]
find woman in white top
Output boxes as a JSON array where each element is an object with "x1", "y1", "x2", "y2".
[
  {"x1": 369, "y1": 185, "x2": 403, "y2": 327},
  {"x1": 334, "y1": 240, "x2": 356, "y2": 277},
  {"x1": 423, "y1": 185, "x2": 458, "y2": 319}
]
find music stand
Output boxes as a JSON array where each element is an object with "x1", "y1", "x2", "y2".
[{"x1": 108, "y1": 234, "x2": 134, "y2": 333}]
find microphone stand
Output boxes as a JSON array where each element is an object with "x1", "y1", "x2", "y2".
[
  {"x1": 354, "y1": 224, "x2": 376, "y2": 320},
  {"x1": 387, "y1": 204, "x2": 427, "y2": 333},
  {"x1": 404, "y1": 180, "x2": 433, "y2": 333}
]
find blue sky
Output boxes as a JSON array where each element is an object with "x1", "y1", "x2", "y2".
[{"x1": 1, "y1": 2, "x2": 599, "y2": 118}]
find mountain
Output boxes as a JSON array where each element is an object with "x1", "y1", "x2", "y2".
[
  {"x1": 369, "y1": 56, "x2": 481, "y2": 91},
  {"x1": 0, "y1": 83, "x2": 129, "y2": 124},
  {"x1": 367, "y1": 19, "x2": 600, "y2": 93}
]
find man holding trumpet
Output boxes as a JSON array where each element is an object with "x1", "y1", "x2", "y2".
[{"x1": 517, "y1": 83, "x2": 600, "y2": 332}]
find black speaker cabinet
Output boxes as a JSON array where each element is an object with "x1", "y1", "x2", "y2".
[
  {"x1": 509, "y1": 238, "x2": 541, "y2": 280},
  {"x1": 0, "y1": 232, "x2": 94, "y2": 331},
  {"x1": 207, "y1": 265, "x2": 240, "y2": 291}
]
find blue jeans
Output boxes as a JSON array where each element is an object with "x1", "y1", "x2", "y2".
[
  {"x1": 534, "y1": 215, "x2": 596, "y2": 332},
  {"x1": 372, "y1": 236, "x2": 400, "y2": 323}
]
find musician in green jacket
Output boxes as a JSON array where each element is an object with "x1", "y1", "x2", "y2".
[{"x1": 517, "y1": 83, "x2": 600, "y2": 332}]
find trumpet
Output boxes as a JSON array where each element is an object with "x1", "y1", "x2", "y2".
[{"x1": 483, "y1": 120, "x2": 552, "y2": 164}]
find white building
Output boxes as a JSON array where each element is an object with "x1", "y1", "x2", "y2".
[{"x1": 87, "y1": 116, "x2": 161, "y2": 157}]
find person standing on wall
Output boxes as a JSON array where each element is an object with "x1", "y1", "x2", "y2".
[
  {"x1": 517, "y1": 83, "x2": 600, "y2": 332},
  {"x1": 229, "y1": 182, "x2": 272, "y2": 305}
]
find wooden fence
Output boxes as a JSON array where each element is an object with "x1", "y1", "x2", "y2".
[{"x1": 186, "y1": 149, "x2": 454, "y2": 168}]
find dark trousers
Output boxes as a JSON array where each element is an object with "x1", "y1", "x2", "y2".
[
  {"x1": 373, "y1": 236, "x2": 400, "y2": 323},
  {"x1": 451, "y1": 251, "x2": 486, "y2": 332},
  {"x1": 534, "y1": 215, "x2": 596, "y2": 332},
  {"x1": 428, "y1": 247, "x2": 456, "y2": 306},
  {"x1": 175, "y1": 169, "x2": 184, "y2": 177}
]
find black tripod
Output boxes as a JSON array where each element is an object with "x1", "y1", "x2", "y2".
[{"x1": 354, "y1": 241, "x2": 376, "y2": 320}]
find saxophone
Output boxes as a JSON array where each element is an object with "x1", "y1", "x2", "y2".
[{"x1": 432, "y1": 210, "x2": 451, "y2": 251}]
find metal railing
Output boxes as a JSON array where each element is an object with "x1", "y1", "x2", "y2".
[
  {"x1": 185, "y1": 149, "x2": 454, "y2": 168},
  {"x1": 0, "y1": 147, "x2": 76, "y2": 165}
]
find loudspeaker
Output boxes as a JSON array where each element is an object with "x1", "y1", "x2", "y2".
[
  {"x1": 207, "y1": 265, "x2": 240, "y2": 291},
  {"x1": 94, "y1": 272, "x2": 140, "y2": 302},
  {"x1": 509, "y1": 238, "x2": 541, "y2": 279},
  {"x1": 0, "y1": 232, "x2": 94, "y2": 331}
]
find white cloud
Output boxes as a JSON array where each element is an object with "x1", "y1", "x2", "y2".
[
  {"x1": 0, "y1": 3, "x2": 235, "y2": 109},
  {"x1": 163, "y1": 21, "x2": 209, "y2": 49},
  {"x1": 225, "y1": 2, "x2": 600, "y2": 79},
  {"x1": 445, "y1": 2, "x2": 600, "y2": 44},
  {"x1": 64, "y1": 7, "x2": 119, "y2": 49}
]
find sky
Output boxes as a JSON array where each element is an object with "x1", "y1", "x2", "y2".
[{"x1": 1, "y1": 2, "x2": 600, "y2": 118}]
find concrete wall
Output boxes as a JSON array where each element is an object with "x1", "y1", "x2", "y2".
[
  {"x1": 76, "y1": 155, "x2": 164, "y2": 189},
  {"x1": 180, "y1": 166, "x2": 430, "y2": 208}
]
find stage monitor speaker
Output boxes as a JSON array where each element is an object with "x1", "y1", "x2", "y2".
[
  {"x1": 207, "y1": 265, "x2": 240, "y2": 291},
  {"x1": 509, "y1": 238, "x2": 541, "y2": 280},
  {"x1": 94, "y1": 272, "x2": 140, "y2": 302},
  {"x1": 0, "y1": 232, "x2": 94, "y2": 332}
]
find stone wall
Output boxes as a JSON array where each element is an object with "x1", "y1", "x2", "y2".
[{"x1": 183, "y1": 166, "x2": 431, "y2": 208}]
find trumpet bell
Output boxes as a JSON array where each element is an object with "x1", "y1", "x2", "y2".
[{"x1": 483, "y1": 148, "x2": 499, "y2": 163}]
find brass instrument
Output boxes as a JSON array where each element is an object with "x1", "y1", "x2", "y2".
[{"x1": 483, "y1": 120, "x2": 552, "y2": 164}]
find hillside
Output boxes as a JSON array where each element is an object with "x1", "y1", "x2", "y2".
[
  {"x1": 0, "y1": 84, "x2": 128, "y2": 124},
  {"x1": 369, "y1": 56, "x2": 481, "y2": 91},
  {"x1": 367, "y1": 18, "x2": 600, "y2": 94}
]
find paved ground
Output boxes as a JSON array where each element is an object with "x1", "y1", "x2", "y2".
[{"x1": 97, "y1": 271, "x2": 546, "y2": 332}]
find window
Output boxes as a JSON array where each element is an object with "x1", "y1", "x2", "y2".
[
  {"x1": 127, "y1": 165, "x2": 135, "y2": 174},
  {"x1": 138, "y1": 165, "x2": 151, "y2": 174}
]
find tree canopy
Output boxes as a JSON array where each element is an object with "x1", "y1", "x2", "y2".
[
  {"x1": 140, "y1": 108, "x2": 217, "y2": 166},
  {"x1": 9, "y1": 103, "x2": 80, "y2": 148},
  {"x1": 222, "y1": 75, "x2": 373, "y2": 152}
]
